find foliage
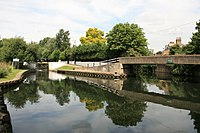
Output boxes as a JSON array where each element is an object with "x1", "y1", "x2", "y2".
[
  {"x1": 168, "y1": 20, "x2": 200, "y2": 75},
  {"x1": 106, "y1": 22, "x2": 149, "y2": 57},
  {"x1": 80, "y1": 28, "x2": 106, "y2": 45},
  {"x1": 55, "y1": 29, "x2": 70, "y2": 51},
  {"x1": 0, "y1": 37, "x2": 27, "y2": 62},
  {"x1": 24, "y1": 42, "x2": 40, "y2": 62},
  {"x1": 49, "y1": 49, "x2": 61, "y2": 61},
  {"x1": 169, "y1": 44, "x2": 184, "y2": 55},
  {"x1": 185, "y1": 20, "x2": 200, "y2": 54},
  {"x1": 171, "y1": 64, "x2": 193, "y2": 75},
  {"x1": 76, "y1": 43, "x2": 108, "y2": 61},
  {"x1": 0, "y1": 69, "x2": 25, "y2": 82},
  {"x1": 0, "y1": 62, "x2": 12, "y2": 78},
  {"x1": 39, "y1": 37, "x2": 56, "y2": 59}
]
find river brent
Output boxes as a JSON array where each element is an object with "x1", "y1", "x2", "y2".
[{"x1": 2, "y1": 71, "x2": 200, "y2": 133}]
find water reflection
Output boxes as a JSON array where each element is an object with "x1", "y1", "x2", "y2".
[
  {"x1": 0, "y1": 88, "x2": 13, "y2": 132},
  {"x1": 2, "y1": 71, "x2": 200, "y2": 133},
  {"x1": 122, "y1": 75, "x2": 200, "y2": 101}
]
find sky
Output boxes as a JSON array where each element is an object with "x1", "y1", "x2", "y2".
[{"x1": 0, "y1": 0, "x2": 200, "y2": 52}]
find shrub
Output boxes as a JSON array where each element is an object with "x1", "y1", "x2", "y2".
[{"x1": 0, "y1": 62, "x2": 12, "y2": 78}]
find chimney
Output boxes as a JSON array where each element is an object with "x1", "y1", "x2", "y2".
[{"x1": 176, "y1": 37, "x2": 181, "y2": 45}]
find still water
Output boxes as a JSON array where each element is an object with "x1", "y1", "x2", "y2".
[{"x1": 2, "y1": 71, "x2": 200, "y2": 133}]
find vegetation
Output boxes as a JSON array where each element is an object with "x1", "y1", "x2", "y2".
[
  {"x1": 80, "y1": 28, "x2": 106, "y2": 45},
  {"x1": 57, "y1": 65, "x2": 75, "y2": 70},
  {"x1": 55, "y1": 29, "x2": 70, "y2": 51},
  {"x1": 106, "y1": 22, "x2": 149, "y2": 57},
  {"x1": 0, "y1": 62, "x2": 12, "y2": 78},
  {"x1": 0, "y1": 69, "x2": 25, "y2": 82},
  {"x1": 0, "y1": 37, "x2": 27, "y2": 62},
  {"x1": 185, "y1": 20, "x2": 200, "y2": 54},
  {"x1": 0, "y1": 20, "x2": 199, "y2": 76},
  {"x1": 168, "y1": 20, "x2": 200, "y2": 75}
]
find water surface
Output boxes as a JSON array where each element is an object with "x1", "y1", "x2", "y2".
[{"x1": 2, "y1": 71, "x2": 200, "y2": 133}]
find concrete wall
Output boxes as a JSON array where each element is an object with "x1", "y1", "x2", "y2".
[
  {"x1": 119, "y1": 55, "x2": 200, "y2": 65},
  {"x1": 48, "y1": 62, "x2": 67, "y2": 70},
  {"x1": 76, "y1": 63, "x2": 124, "y2": 74}
]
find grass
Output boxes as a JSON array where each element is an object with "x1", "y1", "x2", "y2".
[
  {"x1": 57, "y1": 65, "x2": 75, "y2": 70},
  {"x1": 0, "y1": 69, "x2": 26, "y2": 82}
]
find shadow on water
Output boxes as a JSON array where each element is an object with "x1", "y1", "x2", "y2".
[{"x1": 1, "y1": 71, "x2": 200, "y2": 132}]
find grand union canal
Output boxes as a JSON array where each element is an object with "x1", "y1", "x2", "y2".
[{"x1": 2, "y1": 71, "x2": 200, "y2": 133}]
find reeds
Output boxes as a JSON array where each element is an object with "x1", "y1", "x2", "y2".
[{"x1": 0, "y1": 62, "x2": 12, "y2": 78}]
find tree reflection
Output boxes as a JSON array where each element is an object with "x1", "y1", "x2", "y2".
[
  {"x1": 123, "y1": 76, "x2": 148, "y2": 92},
  {"x1": 189, "y1": 111, "x2": 200, "y2": 133},
  {"x1": 125, "y1": 75, "x2": 200, "y2": 101},
  {"x1": 71, "y1": 80, "x2": 106, "y2": 112},
  {"x1": 38, "y1": 78, "x2": 72, "y2": 106},
  {"x1": 4, "y1": 83, "x2": 39, "y2": 109},
  {"x1": 105, "y1": 98, "x2": 147, "y2": 127}
]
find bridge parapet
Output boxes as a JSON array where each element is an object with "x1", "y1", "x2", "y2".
[{"x1": 119, "y1": 55, "x2": 200, "y2": 65}]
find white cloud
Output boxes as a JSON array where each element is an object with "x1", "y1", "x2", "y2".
[
  {"x1": 0, "y1": 0, "x2": 200, "y2": 51},
  {"x1": 133, "y1": 0, "x2": 200, "y2": 51}
]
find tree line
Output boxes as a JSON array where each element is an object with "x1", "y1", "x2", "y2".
[
  {"x1": 0, "y1": 22, "x2": 152, "y2": 63},
  {"x1": 0, "y1": 20, "x2": 199, "y2": 65}
]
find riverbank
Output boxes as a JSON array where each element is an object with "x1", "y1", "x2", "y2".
[
  {"x1": 0, "y1": 70, "x2": 29, "y2": 88},
  {"x1": 56, "y1": 69, "x2": 126, "y2": 79},
  {"x1": 55, "y1": 64, "x2": 126, "y2": 79}
]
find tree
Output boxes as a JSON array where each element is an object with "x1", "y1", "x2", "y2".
[
  {"x1": 185, "y1": 20, "x2": 200, "y2": 54},
  {"x1": 169, "y1": 44, "x2": 184, "y2": 55},
  {"x1": 49, "y1": 49, "x2": 61, "y2": 61},
  {"x1": 24, "y1": 42, "x2": 40, "y2": 62},
  {"x1": 0, "y1": 37, "x2": 27, "y2": 62},
  {"x1": 106, "y1": 23, "x2": 149, "y2": 57},
  {"x1": 75, "y1": 43, "x2": 108, "y2": 61},
  {"x1": 80, "y1": 28, "x2": 106, "y2": 45},
  {"x1": 39, "y1": 37, "x2": 56, "y2": 59},
  {"x1": 55, "y1": 29, "x2": 70, "y2": 51}
]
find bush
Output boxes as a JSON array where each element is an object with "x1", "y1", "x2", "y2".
[{"x1": 0, "y1": 62, "x2": 12, "y2": 78}]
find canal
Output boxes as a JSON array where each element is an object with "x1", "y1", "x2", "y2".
[{"x1": 2, "y1": 71, "x2": 200, "y2": 133}]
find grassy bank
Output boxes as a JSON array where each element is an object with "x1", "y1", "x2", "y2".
[
  {"x1": 57, "y1": 65, "x2": 75, "y2": 71},
  {"x1": 0, "y1": 69, "x2": 26, "y2": 82}
]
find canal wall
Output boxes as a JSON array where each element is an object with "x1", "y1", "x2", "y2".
[
  {"x1": 57, "y1": 69, "x2": 126, "y2": 79},
  {"x1": 76, "y1": 63, "x2": 124, "y2": 75},
  {"x1": 0, "y1": 70, "x2": 32, "y2": 89}
]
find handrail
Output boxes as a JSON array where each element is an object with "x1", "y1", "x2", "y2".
[{"x1": 100, "y1": 58, "x2": 119, "y2": 63}]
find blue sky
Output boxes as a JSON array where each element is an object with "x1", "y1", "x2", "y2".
[{"x1": 0, "y1": 0, "x2": 200, "y2": 52}]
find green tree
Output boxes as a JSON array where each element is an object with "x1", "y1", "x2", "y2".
[
  {"x1": 49, "y1": 49, "x2": 61, "y2": 61},
  {"x1": 106, "y1": 23, "x2": 149, "y2": 57},
  {"x1": 75, "y1": 43, "x2": 107, "y2": 61},
  {"x1": 80, "y1": 28, "x2": 106, "y2": 45},
  {"x1": 55, "y1": 29, "x2": 70, "y2": 51},
  {"x1": 185, "y1": 20, "x2": 200, "y2": 54},
  {"x1": 39, "y1": 37, "x2": 56, "y2": 59},
  {"x1": 24, "y1": 42, "x2": 40, "y2": 62},
  {"x1": 169, "y1": 44, "x2": 184, "y2": 55},
  {"x1": 0, "y1": 37, "x2": 27, "y2": 62}
]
